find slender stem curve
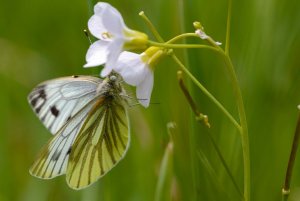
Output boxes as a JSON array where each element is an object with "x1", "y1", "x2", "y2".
[
  {"x1": 220, "y1": 52, "x2": 250, "y2": 201},
  {"x1": 177, "y1": 71, "x2": 243, "y2": 198},
  {"x1": 166, "y1": 33, "x2": 200, "y2": 43},
  {"x1": 148, "y1": 41, "x2": 219, "y2": 52},
  {"x1": 172, "y1": 55, "x2": 241, "y2": 131},
  {"x1": 139, "y1": 11, "x2": 164, "y2": 42}
]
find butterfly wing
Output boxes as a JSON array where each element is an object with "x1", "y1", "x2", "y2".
[
  {"x1": 29, "y1": 76, "x2": 103, "y2": 178},
  {"x1": 28, "y1": 75, "x2": 102, "y2": 134},
  {"x1": 29, "y1": 102, "x2": 94, "y2": 178},
  {"x1": 66, "y1": 97, "x2": 130, "y2": 190}
]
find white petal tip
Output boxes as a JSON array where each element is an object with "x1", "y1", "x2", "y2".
[
  {"x1": 84, "y1": 62, "x2": 105, "y2": 68},
  {"x1": 297, "y1": 105, "x2": 300, "y2": 110},
  {"x1": 100, "y1": 68, "x2": 111, "y2": 77},
  {"x1": 83, "y1": 64, "x2": 93, "y2": 68},
  {"x1": 139, "y1": 100, "x2": 149, "y2": 108}
]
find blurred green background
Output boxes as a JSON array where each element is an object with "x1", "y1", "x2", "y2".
[{"x1": 1, "y1": 0, "x2": 300, "y2": 200}]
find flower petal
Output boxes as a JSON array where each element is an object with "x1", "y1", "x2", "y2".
[
  {"x1": 88, "y1": 2, "x2": 125, "y2": 40},
  {"x1": 94, "y1": 2, "x2": 126, "y2": 37},
  {"x1": 99, "y1": 3, "x2": 127, "y2": 37},
  {"x1": 84, "y1": 40, "x2": 110, "y2": 68},
  {"x1": 136, "y1": 70, "x2": 154, "y2": 108},
  {"x1": 114, "y1": 51, "x2": 148, "y2": 86},
  {"x1": 101, "y1": 38, "x2": 123, "y2": 77},
  {"x1": 88, "y1": 15, "x2": 108, "y2": 40}
]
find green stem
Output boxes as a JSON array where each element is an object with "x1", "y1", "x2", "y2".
[
  {"x1": 166, "y1": 33, "x2": 200, "y2": 43},
  {"x1": 177, "y1": 71, "x2": 243, "y2": 198},
  {"x1": 148, "y1": 40, "x2": 219, "y2": 52},
  {"x1": 225, "y1": 0, "x2": 232, "y2": 55},
  {"x1": 140, "y1": 11, "x2": 248, "y2": 200},
  {"x1": 172, "y1": 55, "x2": 241, "y2": 131},
  {"x1": 155, "y1": 132, "x2": 174, "y2": 201},
  {"x1": 220, "y1": 52, "x2": 250, "y2": 201},
  {"x1": 139, "y1": 11, "x2": 164, "y2": 42},
  {"x1": 138, "y1": 12, "x2": 238, "y2": 129}
]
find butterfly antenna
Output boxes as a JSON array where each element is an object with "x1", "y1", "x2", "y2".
[
  {"x1": 84, "y1": 29, "x2": 92, "y2": 44},
  {"x1": 129, "y1": 103, "x2": 141, "y2": 107},
  {"x1": 129, "y1": 101, "x2": 160, "y2": 107},
  {"x1": 133, "y1": 97, "x2": 161, "y2": 104},
  {"x1": 120, "y1": 94, "x2": 134, "y2": 99}
]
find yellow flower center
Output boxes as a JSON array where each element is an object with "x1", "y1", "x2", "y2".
[{"x1": 141, "y1": 46, "x2": 166, "y2": 70}]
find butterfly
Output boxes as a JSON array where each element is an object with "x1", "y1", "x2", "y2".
[{"x1": 27, "y1": 73, "x2": 130, "y2": 190}]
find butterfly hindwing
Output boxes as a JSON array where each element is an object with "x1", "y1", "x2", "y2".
[
  {"x1": 28, "y1": 76, "x2": 102, "y2": 134},
  {"x1": 29, "y1": 75, "x2": 104, "y2": 178},
  {"x1": 29, "y1": 98, "x2": 98, "y2": 179},
  {"x1": 66, "y1": 95, "x2": 130, "y2": 190}
]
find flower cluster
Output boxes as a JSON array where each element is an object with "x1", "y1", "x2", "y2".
[{"x1": 84, "y1": 2, "x2": 166, "y2": 107}]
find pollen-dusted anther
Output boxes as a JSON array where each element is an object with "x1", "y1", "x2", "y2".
[{"x1": 101, "y1": 32, "x2": 113, "y2": 39}]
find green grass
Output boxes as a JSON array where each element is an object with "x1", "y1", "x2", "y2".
[{"x1": 1, "y1": 0, "x2": 300, "y2": 200}]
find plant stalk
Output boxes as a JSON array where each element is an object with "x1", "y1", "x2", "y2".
[{"x1": 282, "y1": 106, "x2": 300, "y2": 201}]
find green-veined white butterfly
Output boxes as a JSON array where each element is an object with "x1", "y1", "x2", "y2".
[{"x1": 28, "y1": 73, "x2": 130, "y2": 190}]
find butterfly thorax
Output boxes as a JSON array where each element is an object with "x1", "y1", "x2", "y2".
[{"x1": 96, "y1": 74, "x2": 125, "y2": 103}]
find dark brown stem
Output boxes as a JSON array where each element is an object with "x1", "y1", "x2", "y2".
[
  {"x1": 282, "y1": 106, "x2": 300, "y2": 199},
  {"x1": 177, "y1": 71, "x2": 210, "y2": 128}
]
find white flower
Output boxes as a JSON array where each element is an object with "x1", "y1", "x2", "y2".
[
  {"x1": 114, "y1": 47, "x2": 166, "y2": 107},
  {"x1": 84, "y1": 2, "x2": 148, "y2": 77},
  {"x1": 114, "y1": 52, "x2": 153, "y2": 107}
]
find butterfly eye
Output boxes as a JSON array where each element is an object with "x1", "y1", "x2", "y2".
[{"x1": 109, "y1": 75, "x2": 117, "y2": 82}]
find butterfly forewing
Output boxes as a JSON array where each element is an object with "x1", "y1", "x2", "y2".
[
  {"x1": 66, "y1": 96, "x2": 129, "y2": 190},
  {"x1": 28, "y1": 76, "x2": 102, "y2": 134}
]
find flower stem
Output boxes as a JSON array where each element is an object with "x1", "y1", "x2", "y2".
[
  {"x1": 219, "y1": 52, "x2": 250, "y2": 201},
  {"x1": 139, "y1": 11, "x2": 164, "y2": 43},
  {"x1": 147, "y1": 40, "x2": 219, "y2": 52},
  {"x1": 166, "y1": 33, "x2": 200, "y2": 44},
  {"x1": 177, "y1": 70, "x2": 244, "y2": 199},
  {"x1": 282, "y1": 106, "x2": 300, "y2": 201},
  {"x1": 172, "y1": 55, "x2": 240, "y2": 130},
  {"x1": 154, "y1": 123, "x2": 174, "y2": 201},
  {"x1": 140, "y1": 11, "x2": 240, "y2": 133}
]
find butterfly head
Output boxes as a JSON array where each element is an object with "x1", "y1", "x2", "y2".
[{"x1": 97, "y1": 72, "x2": 124, "y2": 99}]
